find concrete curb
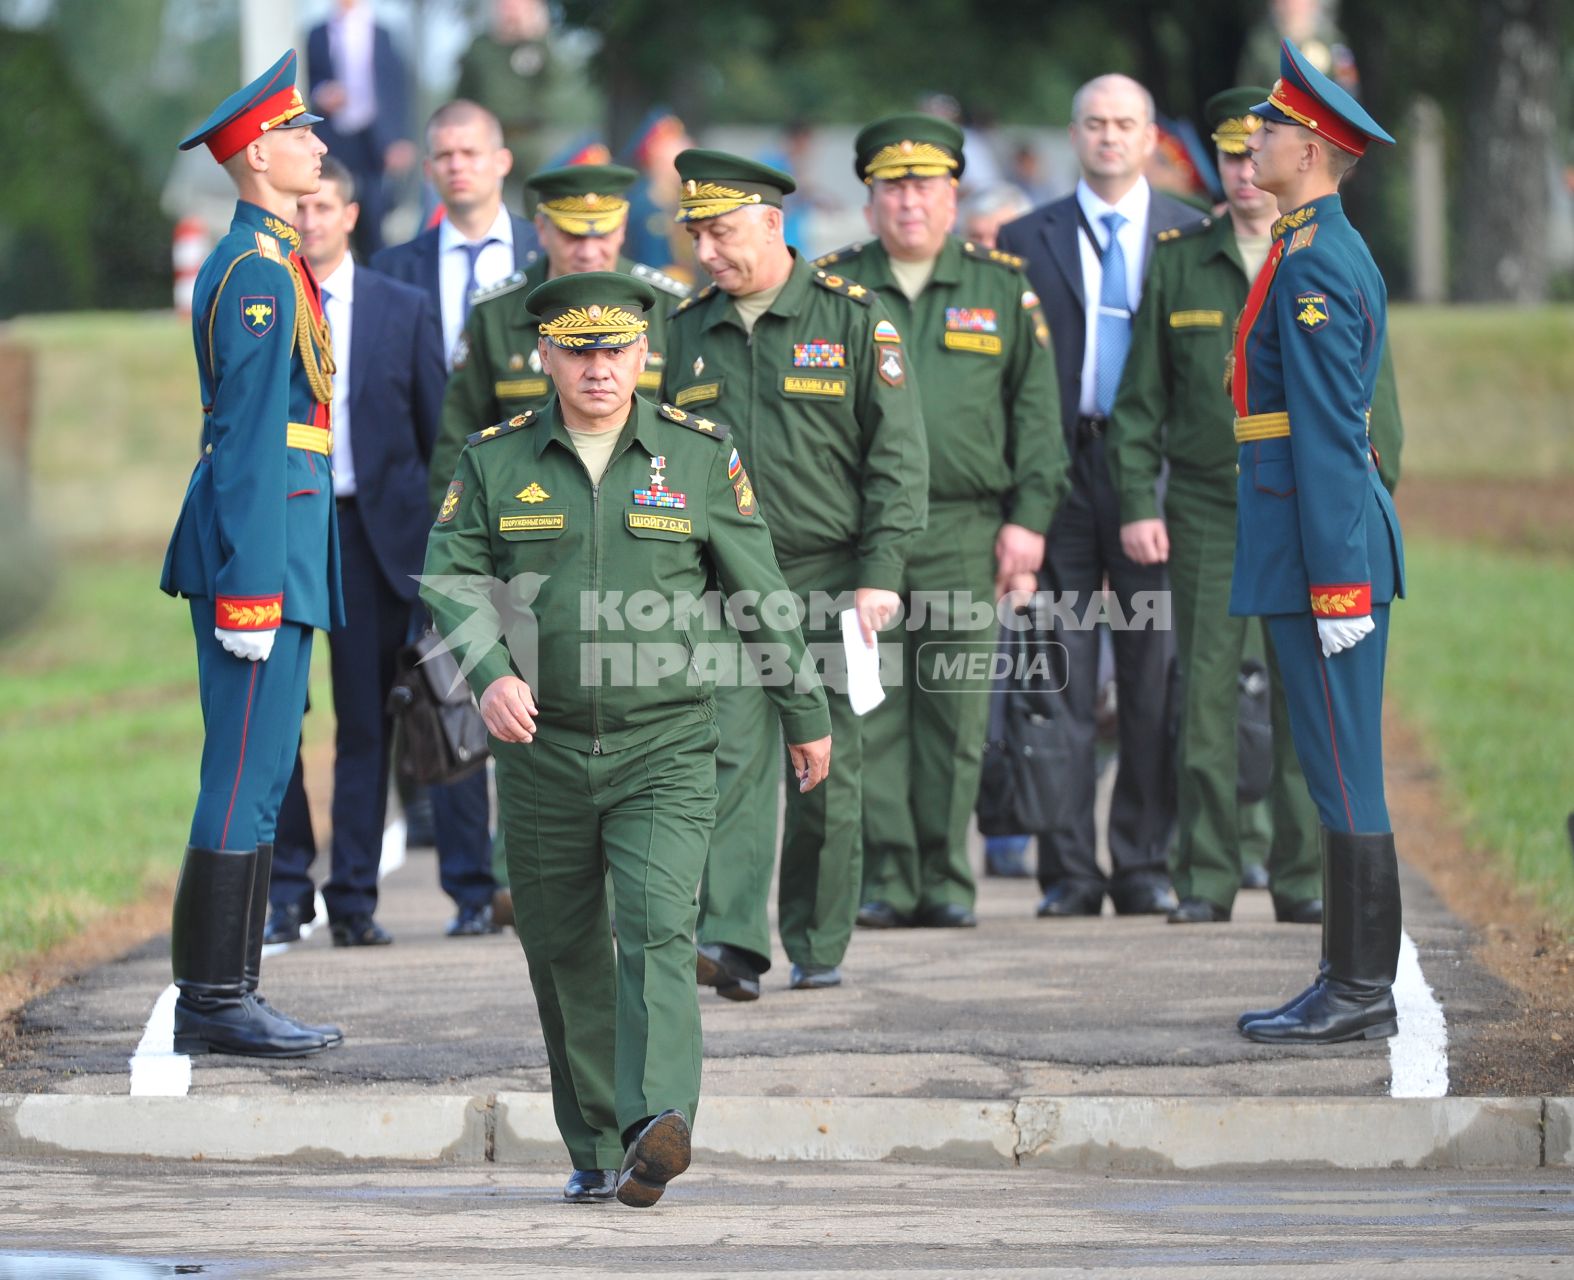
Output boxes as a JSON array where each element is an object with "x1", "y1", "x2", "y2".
[{"x1": 1, "y1": 1093, "x2": 1568, "y2": 1170}]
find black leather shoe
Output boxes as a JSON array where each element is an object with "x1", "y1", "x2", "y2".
[
  {"x1": 1035, "y1": 881, "x2": 1104, "y2": 918},
  {"x1": 1274, "y1": 896, "x2": 1323, "y2": 924},
  {"x1": 1110, "y1": 875, "x2": 1179, "y2": 916},
  {"x1": 174, "y1": 992, "x2": 329, "y2": 1058},
  {"x1": 789, "y1": 963, "x2": 842, "y2": 990},
  {"x1": 1242, "y1": 979, "x2": 1398, "y2": 1044},
  {"x1": 1240, "y1": 862, "x2": 1271, "y2": 891},
  {"x1": 263, "y1": 901, "x2": 308, "y2": 945},
  {"x1": 492, "y1": 887, "x2": 515, "y2": 931},
  {"x1": 695, "y1": 942, "x2": 762, "y2": 1002},
  {"x1": 856, "y1": 900, "x2": 910, "y2": 929},
  {"x1": 447, "y1": 903, "x2": 502, "y2": 937},
  {"x1": 330, "y1": 914, "x2": 393, "y2": 947},
  {"x1": 1237, "y1": 976, "x2": 1325, "y2": 1032},
  {"x1": 617, "y1": 1110, "x2": 691, "y2": 1207},
  {"x1": 915, "y1": 902, "x2": 977, "y2": 928},
  {"x1": 1167, "y1": 897, "x2": 1231, "y2": 923},
  {"x1": 564, "y1": 1168, "x2": 617, "y2": 1202}
]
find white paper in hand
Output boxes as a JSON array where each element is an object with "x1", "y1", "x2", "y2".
[{"x1": 840, "y1": 608, "x2": 885, "y2": 716}]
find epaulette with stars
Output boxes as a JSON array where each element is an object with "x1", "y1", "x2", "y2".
[
  {"x1": 811, "y1": 242, "x2": 867, "y2": 269},
  {"x1": 812, "y1": 269, "x2": 873, "y2": 304},
  {"x1": 670, "y1": 282, "x2": 718, "y2": 318},
  {"x1": 1157, "y1": 216, "x2": 1214, "y2": 245},
  {"x1": 466, "y1": 410, "x2": 536, "y2": 447},
  {"x1": 959, "y1": 240, "x2": 1026, "y2": 271},
  {"x1": 629, "y1": 261, "x2": 691, "y2": 299},
  {"x1": 469, "y1": 257, "x2": 539, "y2": 306},
  {"x1": 659, "y1": 401, "x2": 730, "y2": 441}
]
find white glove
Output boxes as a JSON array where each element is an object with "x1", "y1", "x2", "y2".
[
  {"x1": 216, "y1": 626, "x2": 277, "y2": 662},
  {"x1": 1316, "y1": 615, "x2": 1374, "y2": 658}
]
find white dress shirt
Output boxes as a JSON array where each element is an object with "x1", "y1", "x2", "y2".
[
  {"x1": 437, "y1": 207, "x2": 515, "y2": 368},
  {"x1": 328, "y1": 2, "x2": 377, "y2": 134},
  {"x1": 1075, "y1": 176, "x2": 1151, "y2": 416},
  {"x1": 320, "y1": 255, "x2": 356, "y2": 497}
]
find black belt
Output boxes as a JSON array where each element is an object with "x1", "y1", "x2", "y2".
[
  {"x1": 336, "y1": 494, "x2": 357, "y2": 509},
  {"x1": 1076, "y1": 414, "x2": 1108, "y2": 443}
]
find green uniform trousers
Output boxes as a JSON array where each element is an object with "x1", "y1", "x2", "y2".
[
  {"x1": 698, "y1": 555, "x2": 861, "y2": 971},
  {"x1": 861, "y1": 499, "x2": 1000, "y2": 914},
  {"x1": 1166, "y1": 482, "x2": 1320, "y2": 909},
  {"x1": 496, "y1": 717, "x2": 717, "y2": 1170}
]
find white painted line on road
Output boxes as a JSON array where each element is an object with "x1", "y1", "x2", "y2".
[
  {"x1": 1389, "y1": 930, "x2": 1448, "y2": 1098},
  {"x1": 127, "y1": 985, "x2": 189, "y2": 1098},
  {"x1": 128, "y1": 819, "x2": 407, "y2": 1096}
]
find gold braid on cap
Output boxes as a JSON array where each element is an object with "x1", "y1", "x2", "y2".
[
  {"x1": 538, "y1": 304, "x2": 649, "y2": 348},
  {"x1": 862, "y1": 140, "x2": 960, "y2": 183},
  {"x1": 677, "y1": 180, "x2": 762, "y2": 221},
  {"x1": 1266, "y1": 79, "x2": 1319, "y2": 130},
  {"x1": 259, "y1": 88, "x2": 307, "y2": 134},
  {"x1": 539, "y1": 193, "x2": 630, "y2": 236},
  {"x1": 1211, "y1": 114, "x2": 1261, "y2": 155}
]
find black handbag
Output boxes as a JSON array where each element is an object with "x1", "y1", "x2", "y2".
[
  {"x1": 387, "y1": 629, "x2": 490, "y2": 787},
  {"x1": 976, "y1": 632, "x2": 1072, "y2": 836}
]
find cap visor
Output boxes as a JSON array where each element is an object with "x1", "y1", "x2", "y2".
[
  {"x1": 1249, "y1": 100, "x2": 1293, "y2": 126},
  {"x1": 276, "y1": 111, "x2": 325, "y2": 130}
]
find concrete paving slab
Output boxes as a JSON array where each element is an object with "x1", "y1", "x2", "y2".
[{"x1": 1546, "y1": 1098, "x2": 1574, "y2": 1167}]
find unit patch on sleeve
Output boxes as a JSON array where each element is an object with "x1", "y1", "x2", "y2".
[
  {"x1": 872, "y1": 319, "x2": 902, "y2": 344},
  {"x1": 437, "y1": 480, "x2": 463, "y2": 524},
  {"x1": 240, "y1": 296, "x2": 276, "y2": 337},
  {"x1": 1294, "y1": 292, "x2": 1330, "y2": 333},
  {"x1": 878, "y1": 346, "x2": 906, "y2": 387}
]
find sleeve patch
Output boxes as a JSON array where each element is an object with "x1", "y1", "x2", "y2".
[
  {"x1": 437, "y1": 480, "x2": 463, "y2": 524},
  {"x1": 1294, "y1": 293, "x2": 1330, "y2": 332},
  {"x1": 877, "y1": 345, "x2": 906, "y2": 387},
  {"x1": 733, "y1": 468, "x2": 756, "y2": 516},
  {"x1": 239, "y1": 295, "x2": 276, "y2": 336},
  {"x1": 873, "y1": 319, "x2": 902, "y2": 344}
]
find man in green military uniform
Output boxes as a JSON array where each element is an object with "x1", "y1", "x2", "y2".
[
  {"x1": 422, "y1": 272, "x2": 831, "y2": 1206},
  {"x1": 661, "y1": 149, "x2": 928, "y2": 996},
  {"x1": 432, "y1": 162, "x2": 689, "y2": 513},
  {"x1": 1107, "y1": 87, "x2": 1402, "y2": 925},
  {"x1": 812, "y1": 115, "x2": 1068, "y2": 930}
]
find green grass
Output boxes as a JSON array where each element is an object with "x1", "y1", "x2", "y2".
[
  {"x1": 1388, "y1": 538, "x2": 1574, "y2": 926},
  {"x1": 1388, "y1": 304, "x2": 1574, "y2": 479}
]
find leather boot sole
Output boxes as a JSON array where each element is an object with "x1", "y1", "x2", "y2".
[
  {"x1": 616, "y1": 1111, "x2": 691, "y2": 1207},
  {"x1": 173, "y1": 1032, "x2": 328, "y2": 1058},
  {"x1": 1242, "y1": 1015, "x2": 1398, "y2": 1045},
  {"x1": 694, "y1": 950, "x2": 761, "y2": 1002}
]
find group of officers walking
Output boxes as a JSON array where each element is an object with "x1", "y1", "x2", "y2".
[{"x1": 161, "y1": 39, "x2": 1408, "y2": 1208}]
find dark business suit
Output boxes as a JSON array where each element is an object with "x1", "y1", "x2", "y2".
[
  {"x1": 998, "y1": 188, "x2": 1205, "y2": 903},
  {"x1": 367, "y1": 221, "x2": 538, "y2": 907},
  {"x1": 306, "y1": 18, "x2": 412, "y2": 259},
  {"x1": 272, "y1": 266, "x2": 446, "y2": 921}
]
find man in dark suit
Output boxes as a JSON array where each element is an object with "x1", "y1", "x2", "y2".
[
  {"x1": 368, "y1": 100, "x2": 539, "y2": 934},
  {"x1": 997, "y1": 75, "x2": 1205, "y2": 919},
  {"x1": 306, "y1": 0, "x2": 416, "y2": 260},
  {"x1": 265, "y1": 156, "x2": 444, "y2": 946}
]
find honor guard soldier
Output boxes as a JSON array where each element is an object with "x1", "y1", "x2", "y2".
[
  {"x1": 660, "y1": 149, "x2": 928, "y2": 996},
  {"x1": 431, "y1": 161, "x2": 690, "y2": 511},
  {"x1": 160, "y1": 51, "x2": 345, "y2": 1058},
  {"x1": 1107, "y1": 87, "x2": 1404, "y2": 928},
  {"x1": 422, "y1": 273, "x2": 831, "y2": 1204},
  {"x1": 816, "y1": 115, "x2": 1069, "y2": 930},
  {"x1": 1227, "y1": 43, "x2": 1406, "y2": 1044}
]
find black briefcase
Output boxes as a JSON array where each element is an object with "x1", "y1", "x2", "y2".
[
  {"x1": 976, "y1": 633, "x2": 1071, "y2": 837},
  {"x1": 387, "y1": 629, "x2": 490, "y2": 787}
]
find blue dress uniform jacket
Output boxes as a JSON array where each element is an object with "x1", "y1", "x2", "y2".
[
  {"x1": 162, "y1": 201, "x2": 345, "y2": 632},
  {"x1": 1229, "y1": 195, "x2": 1403, "y2": 619}
]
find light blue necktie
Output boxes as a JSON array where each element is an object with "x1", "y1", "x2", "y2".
[
  {"x1": 1093, "y1": 211, "x2": 1131, "y2": 415},
  {"x1": 460, "y1": 238, "x2": 499, "y2": 323}
]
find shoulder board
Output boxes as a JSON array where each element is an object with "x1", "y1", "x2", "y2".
[
  {"x1": 466, "y1": 410, "x2": 536, "y2": 447},
  {"x1": 959, "y1": 240, "x2": 1026, "y2": 271},
  {"x1": 1158, "y1": 216, "x2": 1214, "y2": 245},
  {"x1": 471, "y1": 268, "x2": 530, "y2": 305},
  {"x1": 670, "y1": 282, "x2": 718, "y2": 318},
  {"x1": 812, "y1": 269, "x2": 873, "y2": 304},
  {"x1": 252, "y1": 232, "x2": 286, "y2": 265},
  {"x1": 629, "y1": 261, "x2": 690, "y2": 298},
  {"x1": 659, "y1": 401, "x2": 730, "y2": 440},
  {"x1": 812, "y1": 242, "x2": 866, "y2": 269}
]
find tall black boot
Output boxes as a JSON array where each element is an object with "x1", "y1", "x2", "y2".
[
  {"x1": 1237, "y1": 828, "x2": 1333, "y2": 1031},
  {"x1": 245, "y1": 843, "x2": 343, "y2": 1047},
  {"x1": 1242, "y1": 830, "x2": 1400, "y2": 1044},
  {"x1": 172, "y1": 846, "x2": 328, "y2": 1058}
]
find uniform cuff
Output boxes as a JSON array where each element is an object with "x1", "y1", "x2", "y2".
[
  {"x1": 465, "y1": 647, "x2": 517, "y2": 702},
  {"x1": 1006, "y1": 493, "x2": 1057, "y2": 534},
  {"x1": 856, "y1": 554, "x2": 907, "y2": 595},
  {"x1": 778, "y1": 701, "x2": 833, "y2": 746},
  {"x1": 1119, "y1": 490, "x2": 1160, "y2": 524},
  {"x1": 216, "y1": 595, "x2": 283, "y2": 630},
  {"x1": 1309, "y1": 583, "x2": 1372, "y2": 618}
]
